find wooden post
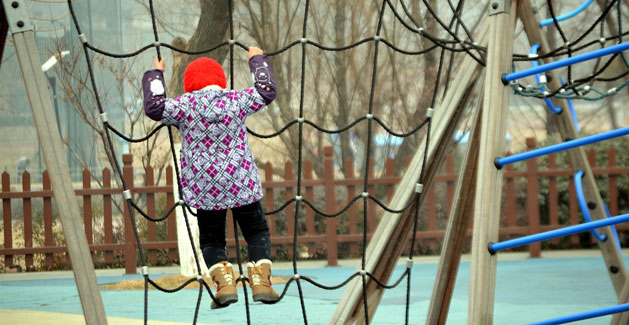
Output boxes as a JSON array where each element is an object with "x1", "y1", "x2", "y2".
[
  {"x1": 505, "y1": 162, "x2": 517, "y2": 229},
  {"x1": 426, "y1": 95, "x2": 482, "y2": 325},
  {"x1": 22, "y1": 171, "x2": 33, "y2": 269},
  {"x1": 82, "y1": 169, "x2": 93, "y2": 246},
  {"x1": 285, "y1": 161, "x2": 295, "y2": 258},
  {"x1": 103, "y1": 168, "x2": 114, "y2": 264},
  {"x1": 166, "y1": 165, "x2": 177, "y2": 261},
  {"x1": 324, "y1": 146, "x2": 338, "y2": 266},
  {"x1": 346, "y1": 159, "x2": 359, "y2": 256},
  {"x1": 304, "y1": 160, "x2": 316, "y2": 256},
  {"x1": 468, "y1": 1, "x2": 516, "y2": 323},
  {"x1": 4, "y1": 1, "x2": 106, "y2": 322},
  {"x1": 122, "y1": 154, "x2": 136, "y2": 274},
  {"x1": 367, "y1": 159, "x2": 376, "y2": 233},
  {"x1": 548, "y1": 154, "x2": 559, "y2": 245},
  {"x1": 526, "y1": 138, "x2": 541, "y2": 258},
  {"x1": 264, "y1": 162, "x2": 277, "y2": 257},
  {"x1": 445, "y1": 156, "x2": 455, "y2": 212},
  {"x1": 568, "y1": 176, "x2": 580, "y2": 244},
  {"x1": 2, "y1": 172, "x2": 12, "y2": 267},
  {"x1": 43, "y1": 171, "x2": 53, "y2": 267},
  {"x1": 518, "y1": 0, "x2": 628, "y2": 305},
  {"x1": 330, "y1": 19, "x2": 490, "y2": 324},
  {"x1": 609, "y1": 149, "x2": 618, "y2": 216},
  {"x1": 146, "y1": 166, "x2": 157, "y2": 263}
]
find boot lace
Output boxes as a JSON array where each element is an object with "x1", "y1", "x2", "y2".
[
  {"x1": 251, "y1": 266, "x2": 262, "y2": 286},
  {"x1": 223, "y1": 266, "x2": 234, "y2": 286}
]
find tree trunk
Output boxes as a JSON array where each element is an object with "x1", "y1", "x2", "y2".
[
  {"x1": 167, "y1": 0, "x2": 231, "y2": 96},
  {"x1": 334, "y1": 1, "x2": 355, "y2": 177},
  {"x1": 391, "y1": 0, "x2": 438, "y2": 175}
]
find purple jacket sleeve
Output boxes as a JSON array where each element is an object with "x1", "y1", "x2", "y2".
[
  {"x1": 142, "y1": 69, "x2": 168, "y2": 121},
  {"x1": 249, "y1": 55, "x2": 276, "y2": 105},
  {"x1": 236, "y1": 55, "x2": 277, "y2": 119}
]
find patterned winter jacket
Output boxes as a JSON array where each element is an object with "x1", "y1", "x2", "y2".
[{"x1": 142, "y1": 55, "x2": 276, "y2": 211}]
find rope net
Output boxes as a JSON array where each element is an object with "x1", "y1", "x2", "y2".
[{"x1": 62, "y1": 0, "x2": 627, "y2": 324}]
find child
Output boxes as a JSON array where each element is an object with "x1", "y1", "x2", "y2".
[{"x1": 142, "y1": 47, "x2": 278, "y2": 309}]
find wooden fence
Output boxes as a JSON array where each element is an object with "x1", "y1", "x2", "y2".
[{"x1": 1, "y1": 139, "x2": 629, "y2": 273}]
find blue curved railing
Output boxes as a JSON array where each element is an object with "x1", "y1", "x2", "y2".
[
  {"x1": 539, "y1": 0, "x2": 594, "y2": 27},
  {"x1": 574, "y1": 170, "x2": 608, "y2": 242},
  {"x1": 603, "y1": 201, "x2": 622, "y2": 252}
]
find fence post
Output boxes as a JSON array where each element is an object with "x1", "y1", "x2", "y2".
[
  {"x1": 22, "y1": 171, "x2": 33, "y2": 268},
  {"x1": 346, "y1": 159, "x2": 358, "y2": 256},
  {"x1": 505, "y1": 155, "x2": 517, "y2": 229},
  {"x1": 304, "y1": 160, "x2": 316, "y2": 256},
  {"x1": 146, "y1": 166, "x2": 156, "y2": 263},
  {"x1": 82, "y1": 169, "x2": 93, "y2": 246},
  {"x1": 285, "y1": 161, "x2": 295, "y2": 258},
  {"x1": 445, "y1": 155, "x2": 455, "y2": 213},
  {"x1": 166, "y1": 166, "x2": 177, "y2": 261},
  {"x1": 367, "y1": 159, "x2": 376, "y2": 233},
  {"x1": 608, "y1": 148, "x2": 618, "y2": 216},
  {"x1": 103, "y1": 168, "x2": 114, "y2": 264},
  {"x1": 548, "y1": 154, "x2": 559, "y2": 245},
  {"x1": 324, "y1": 146, "x2": 338, "y2": 266},
  {"x1": 43, "y1": 170, "x2": 53, "y2": 267},
  {"x1": 2, "y1": 172, "x2": 12, "y2": 267},
  {"x1": 526, "y1": 138, "x2": 541, "y2": 258},
  {"x1": 264, "y1": 162, "x2": 277, "y2": 257},
  {"x1": 122, "y1": 154, "x2": 136, "y2": 274}
]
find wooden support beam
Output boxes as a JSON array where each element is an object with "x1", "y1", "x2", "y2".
[
  {"x1": 467, "y1": 1, "x2": 516, "y2": 323},
  {"x1": 5, "y1": 1, "x2": 107, "y2": 323},
  {"x1": 0, "y1": 4, "x2": 7, "y2": 65},
  {"x1": 518, "y1": 0, "x2": 627, "y2": 300},
  {"x1": 330, "y1": 19, "x2": 489, "y2": 325},
  {"x1": 595, "y1": 1, "x2": 629, "y2": 323},
  {"x1": 426, "y1": 92, "x2": 482, "y2": 325}
]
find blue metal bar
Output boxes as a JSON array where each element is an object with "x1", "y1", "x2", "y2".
[
  {"x1": 528, "y1": 303, "x2": 629, "y2": 325},
  {"x1": 574, "y1": 170, "x2": 607, "y2": 241},
  {"x1": 539, "y1": 0, "x2": 594, "y2": 27},
  {"x1": 503, "y1": 42, "x2": 629, "y2": 83},
  {"x1": 559, "y1": 77, "x2": 579, "y2": 132},
  {"x1": 488, "y1": 212, "x2": 629, "y2": 253},
  {"x1": 530, "y1": 44, "x2": 563, "y2": 114},
  {"x1": 495, "y1": 127, "x2": 629, "y2": 168}
]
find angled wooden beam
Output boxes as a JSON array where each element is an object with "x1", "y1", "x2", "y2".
[
  {"x1": 330, "y1": 19, "x2": 489, "y2": 325},
  {"x1": 426, "y1": 91, "x2": 482, "y2": 325},
  {"x1": 3, "y1": 1, "x2": 107, "y2": 323},
  {"x1": 0, "y1": 4, "x2": 7, "y2": 65},
  {"x1": 518, "y1": 0, "x2": 627, "y2": 300},
  {"x1": 467, "y1": 0, "x2": 517, "y2": 323}
]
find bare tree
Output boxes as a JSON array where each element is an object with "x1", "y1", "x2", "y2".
[{"x1": 166, "y1": 0, "x2": 231, "y2": 96}]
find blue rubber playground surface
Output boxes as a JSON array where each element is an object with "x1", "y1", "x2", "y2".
[{"x1": 1, "y1": 251, "x2": 628, "y2": 324}]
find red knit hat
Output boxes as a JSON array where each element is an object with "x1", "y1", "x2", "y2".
[{"x1": 183, "y1": 57, "x2": 226, "y2": 92}]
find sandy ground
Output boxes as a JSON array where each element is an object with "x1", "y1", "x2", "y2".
[{"x1": 0, "y1": 309, "x2": 207, "y2": 325}]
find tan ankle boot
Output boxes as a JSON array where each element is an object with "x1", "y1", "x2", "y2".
[
  {"x1": 247, "y1": 259, "x2": 280, "y2": 304},
  {"x1": 209, "y1": 261, "x2": 238, "y2": 309}
]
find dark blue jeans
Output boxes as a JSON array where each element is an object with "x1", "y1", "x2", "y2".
[{"x1": 197, "y1": 200, "x2": 272, "y2": 267}]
